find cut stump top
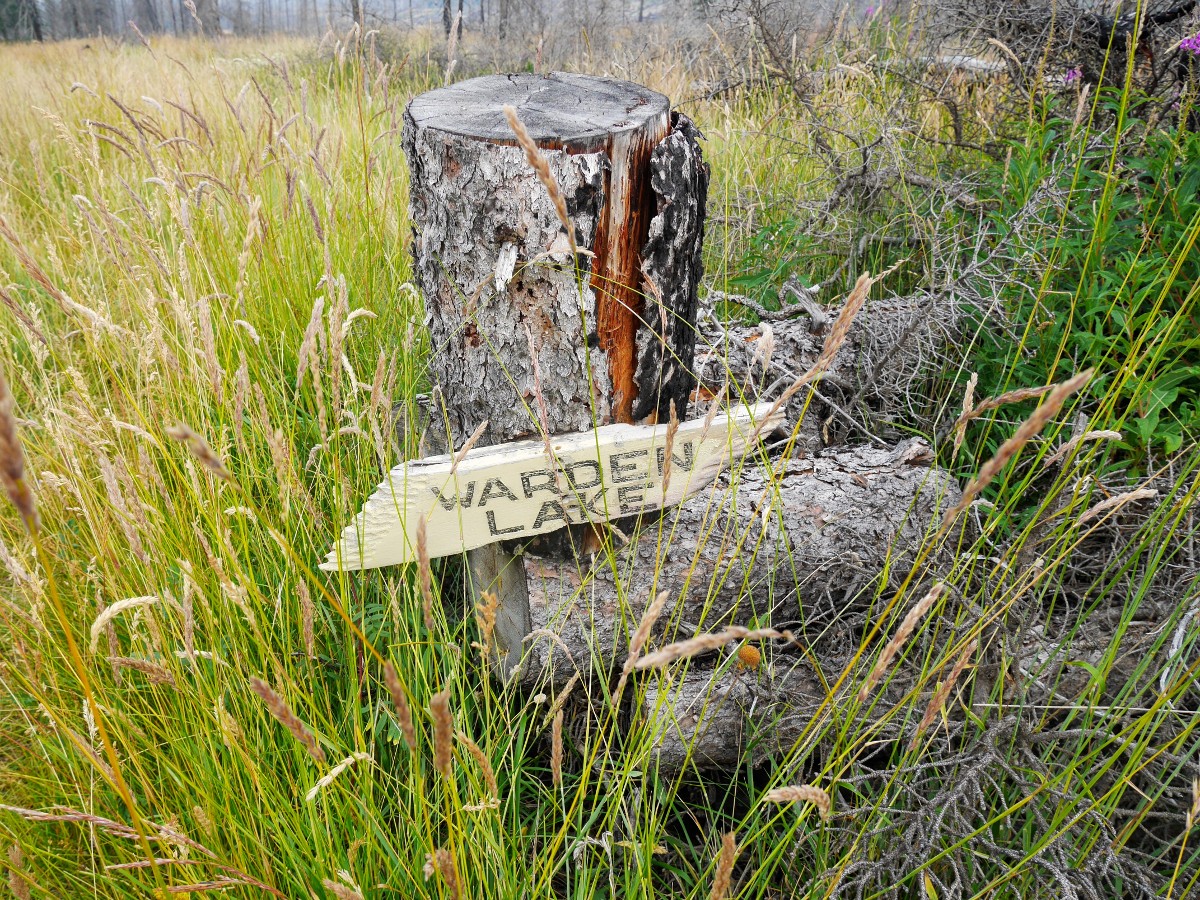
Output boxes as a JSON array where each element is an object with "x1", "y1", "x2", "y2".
[{"x1": 405, "y1": 72, "x2": 671, "y2": 150}]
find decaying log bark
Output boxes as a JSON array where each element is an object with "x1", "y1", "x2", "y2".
[
  {"x1": 640, "y1": 658, "x2": 828, "y2": 771},
  {"x1": 695, "y1": 291, "x2": 958, "y2": 451},
  {"x1": 517, "y1": 439, "x2": 962, "y2": 689},
  {"x1": 635, "y1": 115, "x2": 709, "y2": 424}
]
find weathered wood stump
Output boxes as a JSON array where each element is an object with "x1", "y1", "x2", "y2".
[
  {"x1": 403, "y1": 73, "x2": 710, "y2": 673},
  {"x1": 404, "y1": 73, "x2": 707, "y2": 444}
]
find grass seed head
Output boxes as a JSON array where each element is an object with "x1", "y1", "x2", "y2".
[
  {"x1": 108, "y1": 657, "x2": 176, "y2": 686},
  {"x1": 708, "y1": 831, "x2": 738, "y2": 900},
  {"x1": 551, "y1": 708, "x2": 564, "y2": 788},
  {"x1": 435, "y1": 848, "x2": 460, "y2": 900},
  {"x1": 456, "y1": 730, "x2": 498, "y2": 802},
  {"x1": 321, "y1": 879, "x2": 364, "y2": 900},
  {"x1": 431, "y1": 687, "x2": 453, "y2": 777},
  {"x1": 165, "y1": 423, "x2": 232, "y2": 483},
  {"x1": 764, "y1": 784, "x2": 832, "y2": 820},
  {"x1": 860, "y1": 582, "x2": 946, "y2": 701},
  {"x1": 914, "y1": 639, "x2": 978, "y2": 744},
  {"x1": 417, "y1": 515, "x2": 435, "y2": 631},
  {"x1": 249, "y1": 677, "x2": 325, "y2": 763},
  {"x1": 635, "y1": 626, "x2": 789, "y2": 670},
  {"x1": 7, "y1": 844, "x2": 31, "y2": 900},
  {"x1": 383, "y1": 662, "x2": 416, "y2": 751},
  {"x1": 942, "y1": 370, "x2": 1094, "y2": 529},
  {"x1": 0, "y1": 365, "x2": 38, "y2": 532}
]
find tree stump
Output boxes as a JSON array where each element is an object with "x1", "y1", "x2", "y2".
[{"x1": 402, "y1": 73, "x2": 711, "y2": 674}]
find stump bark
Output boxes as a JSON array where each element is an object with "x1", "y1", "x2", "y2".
[{"x1": 403, "y1": 73, "x2": 710, "y2": 674}]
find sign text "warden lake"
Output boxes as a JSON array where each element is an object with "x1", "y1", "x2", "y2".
[{"x1": 322, "y1": 402, "x2": 781, "y2": 571}]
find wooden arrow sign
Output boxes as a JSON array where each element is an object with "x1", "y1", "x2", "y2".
[{"x1": 321, "y1": 402, "x2": 782, "y2": 572}]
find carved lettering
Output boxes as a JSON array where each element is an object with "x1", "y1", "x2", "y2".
[
  {"x1": 610, "y1": 449, "x2": 648, "y2": 484},
  {"x1": 564, "y1": 459, "x2": 602, "y2": 491},
  {"x1": 532, "y1": 499, "x2": 570, "y2": 529},
  {"x1": 486, "y1": 510, "x2": 524, "y2": 536},
  {"x1": 521, "y1": 468, "x2": 557, "y2": 499},
  {"x1": 324, "y1": 402, "x2": 783, "y2": 572},
  {"x1": 478, "y1": 477, "x2": 519, "y2": 506},
  {"x1": 656, "y1": 441, "x2": 696, "y2": 475},
  {"x1": 430, "y1": 480, "x2": 476, "y2": 511},
  {"x1": 617, "y1": 484, "x2": 645, "y2": 513}
]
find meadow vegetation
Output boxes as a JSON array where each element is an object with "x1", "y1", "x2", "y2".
[{"x1": 1, "y1": 7, "x2": 1200, "y2": 898}]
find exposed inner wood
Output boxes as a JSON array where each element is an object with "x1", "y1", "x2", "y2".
[{"x1": 590, "y1": 120, "x2": 669, "y2": 422}]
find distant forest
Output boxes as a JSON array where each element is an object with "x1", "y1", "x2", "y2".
[{"x1": 0, "y1": 0, "x2": 691, "y2": 41}]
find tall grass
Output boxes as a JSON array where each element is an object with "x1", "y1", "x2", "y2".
[{"x1": 0, "y1": 17, "x2": 1197, "y2": 900}]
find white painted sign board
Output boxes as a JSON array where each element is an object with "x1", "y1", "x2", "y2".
[{"x1": 321, "y1": 402, "x2": 781, "y2": 571}]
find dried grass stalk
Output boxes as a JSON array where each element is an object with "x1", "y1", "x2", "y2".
[
  {"x1": 451, "y1": 419, "x2": 487, "y2": 473},
  {"x1": 0, "y1": 365, "x2": 38, "y2": 531},
  {"x1": 456, "y1": 731, "x2": 499, "y2": 806},
  {"x1": 296, "y1": 296, "x2": 325, "y2": 389},
  {"x1": 89, "y1": 595, "x2": 160, "y2": 653},
  {"x1": 550, "y1": 708, "x2": 564, "y2": 788},
  {"x1": 305, "y1": 752, "x2": 371, "y2": 802},
  {"x1": 764, "y1": 784, "x2": 832, "y2": 820},
  {"x1": 181, "y1": 566, "x2": 196, "y2": 662},
  {"x1": 634, "y1": 626, "x2": 789, "y2": 670},
  {"x1": 503, "y1": 105, "x2": 577, "y2": 256},
  {"x1": 0, "y1": 804, "x2": 212, "y2": 858},
  {"x1": 964, "y1": 383, "x2": 1054, "y2": 419},
  {"x1": 1041, "y1": 429, "x2": 1122, "y2": 470},
  {"x1": 431, "y1": 688, "x2": 453, "y2": 777},
  {"x1": 165, "y1": 423, "x2": 232, "y2": 483},
  {"x1": 859, "y1": 583, "x2": 946, "y2": 701},
  {"x1": 942, "y1": 370, "x2": 1093, "y2": 529},
  {"x1": 249, "y1": 677, "x2": 325, "y2": 763},
  {"x1": 661, "y1": 401, "x2": 680, "y2": 495},
  {"x1": 434, "y1": 848, "x2": 460, "y2": 900},
  {"x1": 913, "y1": 639, "x2": 978, "y2": 744},
  {"x1": 417, "y1": 516, "x2": 435, "y2": 632},
  {"x1": 761, "y1": 272, "x2": 875, "y2": 428},
  {"x1": 613, "y1": 590, "x2": 670, "y2": 704},
  {"x1": 953, "y1": 372, "x2": 978, "y2": 457},
  {"x1": 541, "y1": 671, "x2": 580, "y2": 731},
  {"x1": 299, "y1": 580, "x2": 314, "y2": 660},
  {"x1": 108, "y1": 657, "x2": 176, "y2": 686},
  {"x1": 475, "y1": 590, "x2": 498, "y2": 655},
  {"x1": 383, "y1": 662, "x2": 417, "y2": 751},
  {"x1": 708, "y1": 832, "x2": 737, "y2": 900},
  {"x1": 8, "y1": 844, "x2": 31, "y2": 900},
  {"x1": 1077, "y1": 487, "x2": 1158, "y2": 526},
  {"x1": 321, "y1": 879, "x2": 364, "y2": 900}
]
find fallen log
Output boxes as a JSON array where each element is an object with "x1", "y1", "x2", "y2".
[
  {"x1": 694, "y1": 290, "x2": 958, "y2": 451},
  {"x1": 516, "y1": 438, "x2": 962, "y2": 690}
]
